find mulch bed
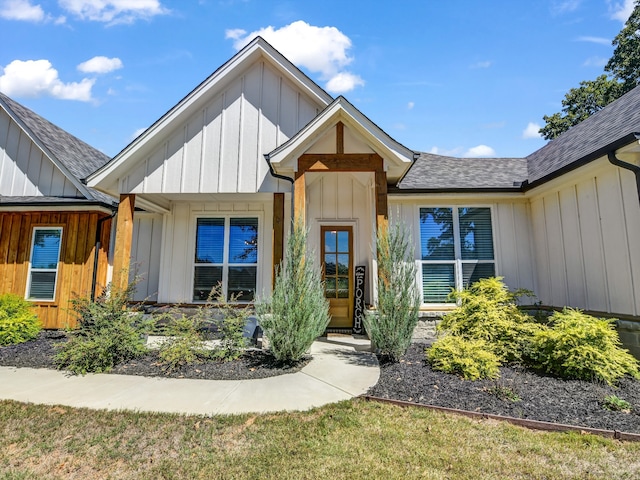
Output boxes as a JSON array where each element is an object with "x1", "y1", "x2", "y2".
[
  {"x1": 367, "y1": 343, "x2": 640, "y2": 434},
  {"x1": 0, "y1": 330, "x2": 308, "y2": 380}
]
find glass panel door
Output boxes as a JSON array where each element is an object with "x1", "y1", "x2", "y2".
[{"x1": 321, "y1": 226, "x2": 353, "y2": 328}]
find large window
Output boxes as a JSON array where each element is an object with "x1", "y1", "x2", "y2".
[
  {"x1": 27, "y1": 227, "x2": 62, "y2": 301},
  {"x1": 193, "y1": 217, "x2": 258, "y2": 302},
  {"x1": 419, "y1": 207, "x2": 495, "y2": 303}
]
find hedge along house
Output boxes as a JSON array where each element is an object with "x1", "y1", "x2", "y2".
[
  {"x1": 0, "y1": 93, "x2": 116, "y2": 328},
  {"x1": 86, "y1": 37, "x2": 640, "y2": 353}
]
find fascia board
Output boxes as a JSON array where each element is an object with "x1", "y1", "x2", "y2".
[
  {"x1": 0, "y1": 97, "x2": 95, "y2": 200},
  {"x1": 87, "y1": 37, "x2": 333, "y2": 188}
]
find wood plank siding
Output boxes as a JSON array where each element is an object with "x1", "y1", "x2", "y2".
[{"x1": 0, "y1": 211, "x2": 111, "y2": 328}]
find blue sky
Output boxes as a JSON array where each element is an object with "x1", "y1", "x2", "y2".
[{"x1": 0, "y1": 0, "x2": 635, "y2": 160}]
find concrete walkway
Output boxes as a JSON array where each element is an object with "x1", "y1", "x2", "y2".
[{"x1": 0, "y1": 336, "x2": 379, "y2": 416}]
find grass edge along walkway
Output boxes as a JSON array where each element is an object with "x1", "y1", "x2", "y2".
[{"x1": 1, "y1": 398, "x2": 639, "y2": 479}]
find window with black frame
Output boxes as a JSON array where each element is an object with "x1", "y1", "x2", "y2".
[
  {"x1": 193, "y1": 217, "x2": 258, "y2": 301},
  {"x1": 419, "y1": 207, "x2": 495, "y2": 303}
]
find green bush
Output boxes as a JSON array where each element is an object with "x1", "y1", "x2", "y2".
[
  {"x1": 427, "y1": 335, "x2": 500, "y2": 380},
  {"x1": 55, "y1": 282, "x2": 153, "y2": 374},
  {"x1": 211, "y1": 291, "x2": 249, "y2": 362},
  {"x1": 257, "y1": 219, "x2": 330, "y2": 363},
  {"x1": 364, "y1": 222, "x2": 420, "y2": 362},
  {"x1": 529, "y1": 308, "x2": 640, "y2": 385},
  {"x1": 438, "y1": 277, "x2": 541, "y2": 364},
  {"x1": 0, "y1": 294, "x2": 41, "y2": 346},
  {"x1": 157, "y1": 313, "x2": 210, "y2": 371}
]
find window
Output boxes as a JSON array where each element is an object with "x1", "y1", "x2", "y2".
[
  {"x1": 27, "y1": 227, "x2": 62, "y2": 301},
  {"x1": 193, "y1": 217, "x2": 258, "y2": 301},
  {"x1": 419, "y1": 207, "x2": 495, "y2": 303}
]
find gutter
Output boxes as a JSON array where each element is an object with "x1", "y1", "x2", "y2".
[
  {"x1": 607, "y1": 133, "x2": 640, "y2": 206},
  {"x1": 263, "y1": 154, "x2": 295, "y2": 224}
]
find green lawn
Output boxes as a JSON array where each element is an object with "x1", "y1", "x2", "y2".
[{"x1": 1, "y1": 399, "x2": 638, "y2": 479}]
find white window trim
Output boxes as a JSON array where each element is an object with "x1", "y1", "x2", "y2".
[
  {"x1": 26, "y1": 226, "x2": 63, "y2": 302},
  {"x1": 418, "y1": 205, "x2": 497, "y2": 306},
  {"x1": 190, "y1": 213, "x2": 262, "y2": 303}
]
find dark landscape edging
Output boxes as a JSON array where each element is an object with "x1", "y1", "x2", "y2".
[{"x1": 362, "y1": 395, "x2": 640, "y2": 442}]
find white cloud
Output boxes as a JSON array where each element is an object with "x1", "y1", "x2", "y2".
[
  {"x1": 226, "y1": 20, "x2": 365, "y2": 93},
  {"x1": 463, "y1": 145, "x2": 496, "y2": 158},
  {"x1": 407, "y1": 101, "x2": 414, "y2": 110},
  {"x1": 131, "y1": 127, "x2": 146, "y2": 140},
  {"x1": 576, "y1": 36, "x2": 611, "y2": 45},
  {"x1": 77, "y1": 56, "x2": 123, "y2": 74},
  {"x1": 324, "y1": 71, "x2": 364, "y2": 94},
  {"x1": 583, "y1": 56, "x2": 608, "y2": 67},
  {"x1": 470, "y1": 60, "x2": 492, "y2": 69},
  {"x1": 0, "y1": 0, "x2": 45, "y2": 21},
  {"x1": 58, "y1": 0, "x2": 168, "y2": 24},
  {"x1": 429, "y1": 146, "x2": 464, "y2": 157},
  {"x1": 608, "y1": 0, "x2": 635, "y2": 22},
  {"x1": 0, "y1": 59, "x2": 94, "y2": 101},
  {"x1": 522, "y1": 122, "x2": 542, "y2": 139},
  {"x1": 551, "y1": 0, "x2": 582, "y2": 15}
]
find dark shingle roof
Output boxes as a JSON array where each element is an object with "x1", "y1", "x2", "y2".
[
  {"x1": 526, "y1": 84, "x2": 640, "y2": 185},
  {"x1": 0, "y1": 93, "x2": 111, "y2": 181},
  {"x1": 396, "y1": 153, "x2": 528, "y2": 191}
]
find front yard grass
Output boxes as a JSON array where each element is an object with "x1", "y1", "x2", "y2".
[{"x1": 1, "y1": 399, "x2": 639, "y2": 479}]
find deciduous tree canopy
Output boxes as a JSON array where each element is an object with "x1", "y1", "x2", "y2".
[{"x1": 540, "y1": 1, "x2": 640, "y2": 140}]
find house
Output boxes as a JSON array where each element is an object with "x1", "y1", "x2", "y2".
[
  {"x1": 0, "y1": 93, "x2": 115, "y2": 328},
  {"x1": 4, "y1": 37, "x2": 640, "y2": 355}
]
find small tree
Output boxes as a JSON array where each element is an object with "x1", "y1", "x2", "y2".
[
  {"x1": 257, "y1": 219, "x2": 330, "y2": 363},
  {"x1": 364, "y1": 221, "x2": 420, "y2": 361}
]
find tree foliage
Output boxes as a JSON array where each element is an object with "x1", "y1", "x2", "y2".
[
  {"x1": 540, "y1": 1, "x2": 640, "y2": 139},
  {"x1": 364, "y1": 221, "x2": 420, "y2": 362},
  {"x1": 257, "y1": 218, "x2": 330, "y2": 363}
]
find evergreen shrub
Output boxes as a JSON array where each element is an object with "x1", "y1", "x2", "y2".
[
  {"x1": 257, "y1": 219, "x2": 330, "y2": 363},
  {"x1": 55, "y1": 282, "x2": 153, "y2": 374},
  {"x1": 529, "y1": 308, "x2": 640, "y2": 385},
  {"x1": 364, "y1": 222, "x2": 420, "y2": 362},
  {"x1": 0, "y1": 293, "x2": 41, "y2": 346},
  {"x1": 437, "y1": 277, "x2": 541, "y2": 364},
  {"x1": 427, "y1": 335, "x2": 500, "y2": 380}
]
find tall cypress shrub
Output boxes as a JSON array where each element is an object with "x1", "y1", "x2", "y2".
[
  {"x1": 258, "y1": 219, "x2": 330, "y2": 362},
  {"x1": 364, "y1": 221, "x2": 420, "y2": 361}
]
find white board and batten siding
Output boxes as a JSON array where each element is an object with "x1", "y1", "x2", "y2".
[
  {"x1": 0, "y1": 108, "x2": 81, "y2": 197},
  {"x1": 528, "y1": 157, "x2": 640, "y2": 317},
  {"x1": 119, "y1": 61, "x2": 323, "y2": 196},
  {"x1": 154, "y1": 200, "x2": 273, "y2": 304},
  {"x1": 129, "y1": 213, "x2": 163, "y2": 302},
  {"x1": 388, "y1": 198, "x2": 537, "y2": 305}
]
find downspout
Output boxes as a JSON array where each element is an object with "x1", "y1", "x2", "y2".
[
  {"x1": 263, "y1": 154, "x2": 295, "y2": 223},
  {"x1": 607, "y1": 133, "x2": 640, "y2": 206},
  {"x1": 91, "y1": 209, "x2": 117, "y2": 301}
]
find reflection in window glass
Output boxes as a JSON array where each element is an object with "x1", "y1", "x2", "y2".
[
  {"x1": 28, "y1": 228, "x2": 62, "y2": 300},
  {"x1": 193, "y1": 218, "x2": 258, "y2": 301},
  {"x1": 419, "y1": 207, "x2": 495, "y2": 303}
]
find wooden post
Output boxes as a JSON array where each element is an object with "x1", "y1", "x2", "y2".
[
  {"x1": 272, "y1": 192, "x2": 285, "y2": 286},
  {"x1": 112, "y1": 194, "x2": 135, "y2": 292},
  {"x1": 375, "y1": 170, "x2": 388, "y2": 232},
  {"x1": 294, "y1": 172, "x2": 306, "y2": 227}
]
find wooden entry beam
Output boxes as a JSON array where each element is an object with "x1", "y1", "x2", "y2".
[
  {"x1": 272, "y1": 192, "x2": 285, "y2": 285},
  {"x1": 112, "y1": 194, "x2": 135, "y2": 292}
]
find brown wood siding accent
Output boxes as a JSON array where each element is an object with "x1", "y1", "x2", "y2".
[
  {"x1": 112, "y1": 194, "x2": 135, "y2": 291},
  {"x1": 272, "y1": 192, "x2": 285, "y2": 286},
  {"x1": 0, "y1": 211, "x2": 111, "y2": 329}
]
